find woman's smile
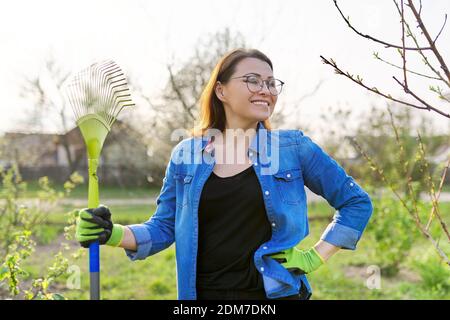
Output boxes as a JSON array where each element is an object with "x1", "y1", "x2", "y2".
[{"x1": 250, "y1": 100, "x2": 270, "y2": 107}]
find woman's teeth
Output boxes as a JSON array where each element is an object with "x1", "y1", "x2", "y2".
[{"x1": 252, "y1": 101, "x2": 269, "y2": 106}]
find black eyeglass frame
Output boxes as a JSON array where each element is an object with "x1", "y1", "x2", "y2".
[{"x1": 229, "y1": 74, "x2": 285, "y2": 96}]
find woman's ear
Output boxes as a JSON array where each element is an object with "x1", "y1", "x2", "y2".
[{"x1": 215, "y1": 81, "x2": 225, "y2": 101}]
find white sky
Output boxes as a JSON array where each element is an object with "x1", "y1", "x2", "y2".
[{"x1": 0, "y1": 0, "x2": 449, "y2": 139}]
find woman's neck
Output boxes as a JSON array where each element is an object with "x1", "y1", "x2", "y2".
[
  {"x1": 223, "y1": 120, "x2": 258, "y2": 145},
  {"x1": 210, "y1": 121, "x2": 258, "y2": 165},
  {"x1": 224, "y1": 119, "x2": 259, "y2": 132}
]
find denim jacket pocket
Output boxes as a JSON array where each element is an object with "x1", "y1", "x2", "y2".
[
  {"x1": 273, "y1": 168, "x2": 303, "y2": 205},
  {"x1": 174, "y1": 173, "x2": 192, "y2": 209}
]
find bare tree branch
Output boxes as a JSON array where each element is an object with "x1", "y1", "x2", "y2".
[
  {"x1": 167, "y1": 64, "x2": 196, "y2": 121},
  {"x1": 400, "y1": 0, "x2": 408, "y2": 90},
  {"x1": 19, "y1": 58, "x2": 80, "y2": 178},
  {"x1": 352, "y1": 137, "x2": 450, "y2": 266},
  {"x1": 333, "y1": 0, "x2": 432, "y2": 51},
  {"x1": 291, "y1": 79, "x2": 325, "y2": 106},
  {"x1": 426, "y1": 157, "x2": 450, "y2": 231},
  {"x1": 392, "y1": 76, "x2": 450, "y2": 118},
  {"x1": 407, "y1": 0, "x2": 450, "y2": 83},
  {"x1": 320, "y1": 55, "x2": 450, "y2": 118},
  {"x1": 373, "y1": 52, "x2": 441, "y2": 80},
  {"x1": 392, "y1": 0, "x2": 450, "y2": 87},
  {"x1": 416, "y1": 133, "x2": 450, "y2": 241},
  {"x1": 433, "y1": 14, "x2": 447, "y2": 45}
]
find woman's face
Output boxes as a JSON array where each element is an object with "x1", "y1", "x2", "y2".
[{"x1": 216, "y1": 57, "x2": 278, "y2": 126}]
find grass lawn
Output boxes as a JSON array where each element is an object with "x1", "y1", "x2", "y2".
[
  {"x1": 20, "y1": 180, "x2": 162, "y2": 199},
  {"x1": 19, "y1": 195, "x2": 450, "y2": 300}
]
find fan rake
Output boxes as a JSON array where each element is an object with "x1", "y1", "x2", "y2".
[{"x1": 63, "y1": 60, "x2": 134, "y2": 300}]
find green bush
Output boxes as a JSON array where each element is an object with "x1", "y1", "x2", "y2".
[
  {"x1": 367, "y1": 193, "x2": 422, "y2": 276},
  {"x1": 395, "y1": 255, "x2": 450, "y2": 300},
  {"x1": 0, "y1": 165, "x2": 83, "y2": 299},
  {"x1": 413, "y1": 255, "x2": 450, "y2": 294}
]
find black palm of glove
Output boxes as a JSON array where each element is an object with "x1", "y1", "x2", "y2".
[{"x1": 76, "y1": 205, "x2": 114, "y2": 248}]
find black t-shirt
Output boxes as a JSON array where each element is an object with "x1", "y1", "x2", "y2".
[{"x1": 196, "y1": 165, "x2": 272, "y2": 292}]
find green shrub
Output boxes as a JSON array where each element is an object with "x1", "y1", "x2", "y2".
[
  {"x1": 413, "y1": 255, "x2": 450, "y2": 293},
  {"x1": 0, "y1": 165, "x2": 83, "y2": 299},
  {"x1": 368, "y1": 193, "x2": 421, "y2": 276}
]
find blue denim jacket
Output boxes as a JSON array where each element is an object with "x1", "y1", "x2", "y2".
[{"x1": 124, "y1": 122, "x2": 373, "y2": 300}]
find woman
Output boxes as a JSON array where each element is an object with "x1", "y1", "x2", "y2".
[{"x1": 75, "y1": 48, "x2": 373, "y2": 300}]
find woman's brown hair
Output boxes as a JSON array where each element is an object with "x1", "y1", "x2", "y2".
[{"x1": 190, "y1": 48, "x2": 273, "y2": 137}]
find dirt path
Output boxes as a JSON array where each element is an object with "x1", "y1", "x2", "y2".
[{"x1": 4, "y1": 190, "x2": 450, "y2": 207}]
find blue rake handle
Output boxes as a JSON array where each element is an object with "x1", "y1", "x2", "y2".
[
  {"x1": 88, "y1": 159, "x2": 100, "y2": 300},
  {"x1": 89, "y1": 242, "x2": 100, "y2": 299}
]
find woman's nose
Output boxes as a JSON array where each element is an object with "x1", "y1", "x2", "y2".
[{"x1": 260, "y1": 82, "x2": 271, "y2": 95}]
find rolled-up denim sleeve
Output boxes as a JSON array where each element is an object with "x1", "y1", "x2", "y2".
[
  {"x1": 125, "y1": 224, "x2": 153, "y2": 261},
  {"x1": 124, "y1": 146, "x2": 178, "y2": 261},
  {"x1": 295, "y1": 131, "x2": 373, "y2": 250}
]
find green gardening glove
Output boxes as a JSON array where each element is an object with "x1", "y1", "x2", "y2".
[
  {"x1": 75, "y1": 205, "x2": 124, "y2": 248},
  {"x1": 268, "y1": 247, "x2": 325, "y2": 275}
]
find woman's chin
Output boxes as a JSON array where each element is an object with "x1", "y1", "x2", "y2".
[{"x1": 252, "y1": 109, "x2": 271, "y2": 121}]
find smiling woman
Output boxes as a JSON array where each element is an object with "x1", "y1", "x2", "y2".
[{"x1": 74, "y1": 48, "x2": 373, "y2": 301}]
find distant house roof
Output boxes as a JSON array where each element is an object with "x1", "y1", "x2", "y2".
[{"x1": 1, "y1": 119, "x2": 146, "y2": 168}]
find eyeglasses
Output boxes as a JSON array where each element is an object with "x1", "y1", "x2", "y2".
[{"x1": 229, "y1": 74, "x2": 285, "y2": 96}]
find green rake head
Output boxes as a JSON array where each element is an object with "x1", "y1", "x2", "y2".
[
  {"x1": 64, "y1": 60, "x2": 135, "y2": 159},
  {"x1": 76, "y1": 114, "x2": 110, "y2": 160}
]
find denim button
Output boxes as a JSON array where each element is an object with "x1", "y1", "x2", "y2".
[
  {"x1": 271, "y1": 222, "x2": 276, "y2": 227},
  {"x1": 287, "y1": 173, "x2": 291, "y2": 178},
  {"x1": 350, "y1": 182, "x2": 354, "y2": 187},
  {"x1": 260, "y1": 267, "x2": 264, "y2": 272},
  {"x1": 265, "y1": 191, "x2": 269, "y2": 196}
]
